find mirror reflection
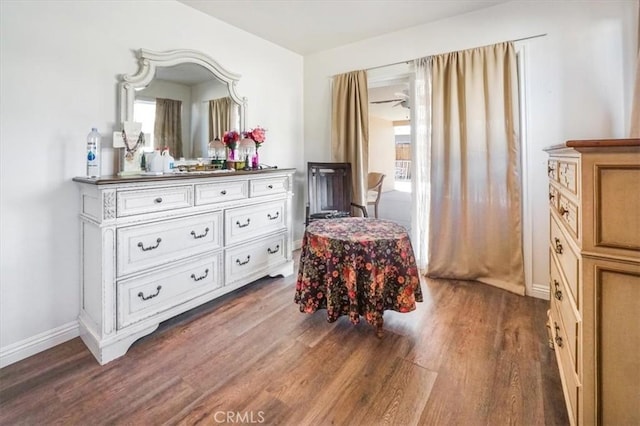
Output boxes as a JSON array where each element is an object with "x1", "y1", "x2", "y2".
[
  {"x1": 133, "y1": 63, "x2": 240, "y2": 158},
  {"x1": 120, "y1": 49, "x2": 246, "y2": 161}
]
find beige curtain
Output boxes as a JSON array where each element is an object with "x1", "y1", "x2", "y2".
[
  {"x1": 427, "y1": 42, "x2": 525, "y2": 295},
  {"x1": 154, "y1": 98, "x2": 183, "y2": 158},
  {"x1": 331, "y1": 70, "x2": 369, "y2": 212},
  {"x1": 209, "y1": 97, "x2": 232, "y2": 142}
]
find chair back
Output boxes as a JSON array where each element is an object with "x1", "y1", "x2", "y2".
[{"x1": 307, "y1": 162, "x2": 353, "y2": 216}]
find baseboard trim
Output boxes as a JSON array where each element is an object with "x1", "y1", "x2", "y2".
[
  {"x1": 0, "y1": 321, "x2": 79, "y2": 368},
  {"x1": 530, "y1": 281, "x2": 550, "y2": 300}
]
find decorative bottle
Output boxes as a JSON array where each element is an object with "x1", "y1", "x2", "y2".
[{"x1": 86, "y1": 127, "x2": 101, "y2": 177}]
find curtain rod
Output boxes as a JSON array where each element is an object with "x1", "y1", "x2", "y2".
[{"x1": 365, "y1": 33, "x2": 547, "y2": 72}]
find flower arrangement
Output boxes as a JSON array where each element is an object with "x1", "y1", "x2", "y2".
[
  {"x1": 244, "y1": 126, "x2": 267, "y2": 148},
  {"x1": 223, "y1": 130, "x2": 240, "y2": 149}
]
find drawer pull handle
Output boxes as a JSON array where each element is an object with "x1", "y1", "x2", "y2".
[
  {"x1": 559, "y1": 206, "x2": 569, "y2": 217},
  {"x1": 236, "y1": 255, "x2": 251, "y2": 266},
  {"x1": 138, "y1": 285, "x2": 162, "y2": 301},
  {"x1": 267, "y1": 212, "x2": 280, "y2": 220},
  {"x1": 190, "y1": 227, "x2": 210, "y2": 239},
  {"x1": 267, "y1": 184, "x2": 274, "y2": 189},
  {"x1": 554, "y1": 280, "x2": 563, "y2": 301},
  {"x1": 191, "y1": 269, "x2": 209, "y2": 282},
  {"x1": 220, "y1": 190, "x2": 227, "y2": 195},
  {"x1": 548, "y1": 166, "x2": 555, "y2": 174},
  {"x1": 554, "y1": 322, "x2": 564, "y2": 348},
  {"x1": 548, "y1": 193, "x2": 555, "y2": 201},
  {"x1": 138, "y1": 238, "x2": 162, "y2": 252},
  {"x1": 554, "y1": 238, "x2": 563, "y2": 255},
  {"x1": 154, "y1": 197, "x2": 163, "y2": 204},
  {"x1": 267, "y1": 244, "x2": 280, "y2": 254},
  {"x1": 236, "y1": 218, "x2": 251, "y2": 228}
]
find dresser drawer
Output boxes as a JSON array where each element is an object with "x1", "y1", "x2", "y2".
[
  {"x1": 117, "y1": 253, "x2": 223, "y2": 329},
  {"x1": 225, "y1": 233, "x2": 287, "y2": 285},
  {"x1": 195, "y1": 180, "x2": 248, "y2": 205},
  {"x1": 550, "y1": 254, "x2": 580, "y2": 375},
  {"x1": 549, "y1": 184, "x2": 559, "y2": 211},
  {"x1": 548, "y1": 160, "x2": 559, "y2": 181},
  {"x1": 117, "y1": 212, "x2": 222, "y2": 276},
  {"x1": 550, "y1": 248, "x2": 578, "y2": 309},
  {"x1": 558, "y1": 194, "x2": 579, "y2": 239},
  {"x1": 117, "y1": 185, "x2": 193, "y2": 217},
  {"x1": 550, "y1": 301, "x2": 580, "y2": 426},
  {"x1": 250, "y1": 175, "x2": 289, "y2": 197},
  {"x1": 225, "y1": 200, "x2": 285, "y2": 245},
  {"x1": 550, "y1": 215, "x2": 580, "y2": 296},
  {"x1": 558, "y1": 160, "x2": 578, "y2": 194}
]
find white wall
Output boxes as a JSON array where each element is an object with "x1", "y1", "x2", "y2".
[
  {"x1": 304, "y1": 0, "x2": 638, "y2": 298},
  {"x1": 0, "y1": 0, "x2": 304, "y2": 366},
  {"x1": 368, "y1": 116, "x2": 396, "y2": 191}
]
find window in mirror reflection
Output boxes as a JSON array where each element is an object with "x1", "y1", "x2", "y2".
[
  {"x1": 134, "y1": 98, "x2": 184, "y2": 158},
  {"x1": 134, "y1": 100, "x2": 156, "y2": 152}
]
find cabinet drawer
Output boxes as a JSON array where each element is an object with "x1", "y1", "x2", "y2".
[
  {"x1": 549, "y1": 184, "x2": 559, "y2": 211},
  {"x1": 550, "y1": 301, "x2": 580, "y2": 426},
  {"x1": 550, "y1": 254, "x2": 580, "y2": 374},
  {"x1": 550, "y1": 248, "x2": 578, "y2": 309},
  {"x1": 117, "y1": 254, "x2": 222, "y2": 329},
  {"x1": 117, "y1": 212, "x2": 222, "y2": 276},
  {"x1": 558, "y1": 161, "x2": 578, "y2": 194},
  {"x1": 558, "y1": 195, "x2": 579, "y2": 239},
  {"x1": 195, "y1": 180, "x2": 248, "y2": 205},
  {"x1": 548, "y1": 160, "x2": 559, "y2": 181},
  {"x1": 550, "y1": 215, "x2": 580, "y2": 297},
  {"x1": 250, "y1": 176, "x2": 289, "y2": 197},
  {"x1": 225, "y1": 233, "x2": 287, "y2": 285},
  {"x1": 117, "y1": 185, "x2": 193, "y2": 217},
  {"x1": 225, "y1": 200, "x2": 285, "y2": 245}
]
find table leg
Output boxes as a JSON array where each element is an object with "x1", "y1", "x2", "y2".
[{"x1": 375, "y1": 316, "x2": 384, "y2": 338}]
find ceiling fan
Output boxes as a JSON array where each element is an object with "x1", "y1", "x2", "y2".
[{"x1": 370, "y1": 91, "x2": 410, "y2": 109}]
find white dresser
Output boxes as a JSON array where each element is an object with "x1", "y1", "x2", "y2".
[
  {"x1": 545, "y1": 139, "x2": 639, "y2": 425},
  {"x1": 73, "y1": 169, "x2": 295, "y2": 364}
]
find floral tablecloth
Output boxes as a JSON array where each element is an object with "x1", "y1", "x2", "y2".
[{"x1": 294, "y1": 217, "x2": 423, "y2": 328}]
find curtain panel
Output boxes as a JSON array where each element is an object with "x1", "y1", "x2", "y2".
[
  {"x1": 331, "y1": 70, "x2": 369, "y2": 211},
  {"x1": 209, "y1": 97, "x2": 232, "y2": 142},
  {"x1": 412, "y1": 57, "x2": 432, "y2": 271},
  {"x1": 154, "y1": 98, "x2": 183, "y2": 158},
  {"x1": 427, "y1": 42, "x2": 525, "y2": 295}
]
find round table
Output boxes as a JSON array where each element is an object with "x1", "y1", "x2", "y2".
[{"x1": 294, "y1": 217, "x2": 423, "y2": 337}]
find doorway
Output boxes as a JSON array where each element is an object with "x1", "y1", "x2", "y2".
[{"x1": 367, "y1": 65, "x2": 413, "y2": 231}]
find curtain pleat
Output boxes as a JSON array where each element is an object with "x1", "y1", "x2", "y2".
[
  {"x1": 209, "y1": 97, "x2": 232, "y2": 142},
  {"x1": 412, "y1": 57, "x2": 432, "y2": 271},
  {"x1": 427, "y1": 42, "x2": 525, "y2": 295},
  {"x1": 154, "y1": 98, "x2": 183, "y2": 158},
  {"x1": 331, "y1": 70, "x2": 369, "y2": 212}
]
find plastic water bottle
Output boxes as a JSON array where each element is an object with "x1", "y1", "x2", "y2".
[
  {"x1": 162, "y1": 146, "x2": 175, "y2": 173},
  {"x1": 86, "y1": 127, "x2": 101, "y2": 177}
]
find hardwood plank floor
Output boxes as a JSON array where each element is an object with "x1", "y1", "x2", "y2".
[{"x1": 0, "y1": 252, "x2": 568, "y2": 425}]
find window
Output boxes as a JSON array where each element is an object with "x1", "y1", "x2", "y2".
[{"x1": 133, "y1": 99, "x2": 156, "y2": 151}]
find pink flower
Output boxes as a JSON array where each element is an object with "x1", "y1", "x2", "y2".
[
  {"x1": 223, "y1": 130, "x2": 240, "y2": 145},
  {"x1": 244, "y1": 126, "x2": 267, "y2": 145}
]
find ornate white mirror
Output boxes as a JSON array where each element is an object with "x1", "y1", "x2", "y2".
[{"x1": 119, "y1": 49, "x2": 247, "y2": 158}]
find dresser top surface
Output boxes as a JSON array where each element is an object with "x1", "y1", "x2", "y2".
[
  {"x1": 73, "y1": 167, "x2": 296, "y2": 186},
  {"x1": 544, "y1": 138, "x2": 640, "y2": 152}
]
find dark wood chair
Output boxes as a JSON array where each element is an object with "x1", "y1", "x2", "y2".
[{"x1": 305, "y1": 162, "x2": 368, "y2": 226}]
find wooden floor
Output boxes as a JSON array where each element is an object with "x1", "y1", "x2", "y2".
[{"x1": 0, "y1": 253, "x2": 568, "y2": 425}]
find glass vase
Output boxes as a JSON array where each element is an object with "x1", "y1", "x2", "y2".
[{"x1": 252, "y1": 148, "x2": 260, "y2": 169}]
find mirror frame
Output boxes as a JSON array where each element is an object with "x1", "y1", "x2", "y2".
[{"x1": 119, "y1": 48, "x2": 247, "y2": 132}]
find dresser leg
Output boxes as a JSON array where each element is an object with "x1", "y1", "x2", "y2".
[{"x1": 376, "y1": 317, "x2": 384, "y2": 338}]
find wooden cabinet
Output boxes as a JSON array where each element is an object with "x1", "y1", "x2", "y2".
[
  {"x1": 544, "y1": 139, "x2": 640, "y2": 425},
  {"x1": 73, "y1": 169, "x2": 295, "y2": 365}
]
